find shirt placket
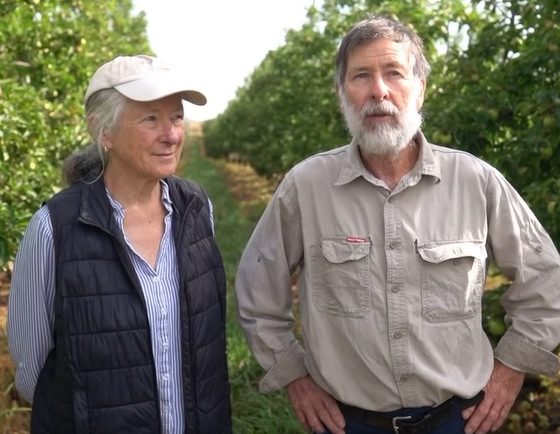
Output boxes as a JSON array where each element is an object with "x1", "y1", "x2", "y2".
[
  {"x1": 156, "y1": 216, "x2": 177, "y2": 434},
  {"x1": 384, "y1": 192, "x2": 418, "y2": 406},
  {"x1": 155, "y1": 269, "x2": 172, "y2": 432}
]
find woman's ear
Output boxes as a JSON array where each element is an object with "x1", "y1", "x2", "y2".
[{"x1": 100, "y1": 130, "x2": 110, "y2": 147}]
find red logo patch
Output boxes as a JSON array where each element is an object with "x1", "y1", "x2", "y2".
[{"x1": 346, "y1": 236, "x2": 368, "y2": 243}]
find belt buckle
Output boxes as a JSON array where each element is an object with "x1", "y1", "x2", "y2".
[{"x1": 392, "y1": 415, "x2": 412, "y2": 433}]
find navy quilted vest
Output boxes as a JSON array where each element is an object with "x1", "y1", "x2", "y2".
[{"x1": 31, "y1": 177, "x2": 231, "y2": 434}]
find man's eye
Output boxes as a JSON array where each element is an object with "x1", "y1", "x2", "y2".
[{"x1": 354, "y1": 72, "x2": 369, "y2": 79}]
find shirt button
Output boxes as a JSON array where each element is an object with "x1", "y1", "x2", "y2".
[
  {"x1": 388, "y1": 197, "x2": 394, "y2": 203},
  {"x1": 389, "y1": 241, "x2": 400, "y2": 249},
  {"x1": 391, "y1": 285, "x2": 400, "y2": 293},
  {"x1": 393, "y1": 331, "x2": 403, "y2": 340},
  {"x1": 535, "y1": 246, "x2": 543, "y2": 253},
  {"x1": 153, "y1": 276, "x2": 160, "y2": 282},
  {"x1": 400, "y1": 374, "x2": 410, "y2": 382}
]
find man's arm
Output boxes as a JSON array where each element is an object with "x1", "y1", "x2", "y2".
[
  {"x1": 235, "y1": 172, "x2": 308, "y2": 391},
  {"x1": 465, "y1": 168, "x2": 560, "y2": 433},
  {"x1": 486, "y1": 169, "x2": 560, "y2": 375},
  {"x1": 234, "y1": 173, "x2": 346, "y2": 433},
  {"x1": 7, "y1": 206, "x2": 56, "y2": 403}
]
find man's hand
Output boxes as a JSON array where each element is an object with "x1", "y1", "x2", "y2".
[
  {"x1": 463, "y1": 359, "x2": 525, "y2": 434},
  {"x1": 286, "y1": 375, "x2": 345, "y2": 434}
]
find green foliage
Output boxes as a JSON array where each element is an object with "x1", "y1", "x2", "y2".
[
  {"x1": 482, "y1": 285, "x2": 507, "y2": 346},
  {"x1": 204, "y1": 17, "x2": 348, "y2": 176},
  {"x1": 0, "y1": 0, "x2": 151, "y2": 268},
  {"x1": 203, "y1": 0, "x2": 473, "y2": 177},
  {"x1": 204, "y1": 0, "x2": 560, "y2": 248},
  {"x1": 423, "y1": 0, "x2": 560, "y2": 247},
  {"x1": 182, "y1": 137, "x2": 304, "y2": 433}
]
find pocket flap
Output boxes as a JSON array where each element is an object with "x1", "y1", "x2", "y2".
[
  {"x1": 322, "y1": 238, "x2": 370, "y2": 264},
  {"x1": 417, "y1": 241, "x2": 486, "y2": 264}
]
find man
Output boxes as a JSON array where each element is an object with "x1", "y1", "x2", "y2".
[{"x1": 235, "y1": 15, "x2": 560, "y2": 434}]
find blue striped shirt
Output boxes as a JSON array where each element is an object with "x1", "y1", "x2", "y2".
[{"x1": 7, "y1": 181, "x2": 211, "y2": 434}]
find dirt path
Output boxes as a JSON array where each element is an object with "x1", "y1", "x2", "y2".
[
  {"x1": 216, "y1": 160, "x2": 275, "y2": 207},
  {"x1": 1, "y1": 271, "x2": 9, "y2": 330}
]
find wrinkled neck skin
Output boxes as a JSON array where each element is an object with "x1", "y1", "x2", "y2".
[{"x1": 359, "y1": 139, "x2": 419, "y2": 190}]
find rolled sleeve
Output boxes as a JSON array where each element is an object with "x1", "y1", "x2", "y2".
[
  {"x1": 259, "y1": 342, "x2": 308, "y2": 393},
  {"x1": 495, "y1": 330, "x2": 559, "y2": 377}
]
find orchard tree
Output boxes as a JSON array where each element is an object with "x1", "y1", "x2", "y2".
[
  {"x1": 0, "y1": 0, "x2": 151, "y2": 267},
  {"x1": 204, "y1": 0, "x2": 560, "y2": 246},
  {"x1": 204, "y1": 0, "x2": 474, "y2": 176},
  {"x1": 423, "y1": 0, "x2": 560, "y2": 246}
]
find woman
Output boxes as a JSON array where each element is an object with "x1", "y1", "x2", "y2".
[{"x1": 7, "y1": 55, "x2": 232, "y2": 434}]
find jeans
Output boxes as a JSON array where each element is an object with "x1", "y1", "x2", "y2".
[{"x1": 317, "y1": 400, "x2": 467, "y2": 434}]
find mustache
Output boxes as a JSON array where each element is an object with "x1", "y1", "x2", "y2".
[{"x1": 361, "y1": 100, "x2": 399, "y2": 117}]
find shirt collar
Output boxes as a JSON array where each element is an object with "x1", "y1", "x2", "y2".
[
  {"x1": 334, "y1": 131, "x2": 441, "y2": 186},
  {"x1": 105, "y1": 179, "x2": 174, "y2": 216}
]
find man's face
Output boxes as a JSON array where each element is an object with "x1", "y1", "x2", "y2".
[{"x1": 339, "y1": 38, "x2": 426, "y2": 157}]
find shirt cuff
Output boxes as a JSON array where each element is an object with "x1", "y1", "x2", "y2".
[
  {"x1": 258, "y1": 343, "x2": 308, "y2": 393},
  {"x1": 494, "y1": 330, "x2": 560, "y2": 377}
]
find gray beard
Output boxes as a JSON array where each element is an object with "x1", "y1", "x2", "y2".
[{"x1": 340, "y1": 91, "x2": 423, "y2": 158}]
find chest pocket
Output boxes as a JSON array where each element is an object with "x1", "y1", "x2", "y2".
[
  {"x1": 417, "y1": 241, "x2": 487, "y2": 323},
  {"x1": 311, "y1": 237, "x2": 371, "y2": 318}
]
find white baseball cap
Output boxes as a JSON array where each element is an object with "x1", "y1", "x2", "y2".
[{"x1": 84, "y1": 55, "x2": 206, "y2": 106}]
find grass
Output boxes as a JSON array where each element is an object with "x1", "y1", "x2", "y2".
[
  {"x1": 0, "y1": 327, "x2": 31, "y2": 434},
  {"x1": 182, "y1": 136, "x2": 304, "y2": 433}
]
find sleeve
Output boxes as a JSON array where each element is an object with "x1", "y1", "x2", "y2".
[
  {"x1": 7, "y1": 205, "x2": 56, "y2": 403},
  {"x1": 234, "y1": 171, "x2": 309, "y2": 392},
  {"x1": 486, "y1": 169, "x2": 560, "y2": 376}
]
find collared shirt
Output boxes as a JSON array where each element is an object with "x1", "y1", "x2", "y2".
[
  {"x1": 7, "y1": 180, "x2": 213, "y2": 434},
  {"x1": 235, "y1": 132, "x2": 560, "y2": 412}
]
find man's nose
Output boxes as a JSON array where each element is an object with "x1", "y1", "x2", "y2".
[{"x1": 370, "y1": 75, "x2": 390, "y2": 101}]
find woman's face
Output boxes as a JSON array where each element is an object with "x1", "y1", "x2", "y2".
[{"x1": 103, "y1": 94, "x2": 185, "y2": 183}]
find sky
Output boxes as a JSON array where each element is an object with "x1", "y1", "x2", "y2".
[{"x1": 132, "y1": 0, "x2": 320, "y2": 121}]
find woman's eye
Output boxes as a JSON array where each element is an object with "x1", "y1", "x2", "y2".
[{"x1": 172, "y1": 114, "x2": 184, "y2": 125}]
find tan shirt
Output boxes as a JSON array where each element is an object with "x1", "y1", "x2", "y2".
[{"x1": 235, "y1": 133, "x2": 560, "y2": 411}]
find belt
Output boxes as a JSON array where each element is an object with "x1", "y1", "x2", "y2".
[{"x1": 337, "y1": 390, "x2": 485, "y2": 434}]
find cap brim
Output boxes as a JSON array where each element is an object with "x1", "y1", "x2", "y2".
[{"x1": 114, "y1": 72, "x2": 207, "y2": 105}]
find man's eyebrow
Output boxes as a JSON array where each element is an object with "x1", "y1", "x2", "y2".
[{"x1": 382, "y1": 60, "x2": 408, "y2": 69}]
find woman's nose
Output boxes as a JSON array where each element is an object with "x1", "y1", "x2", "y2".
[{"x1": 161, "y1": 121, "x2": 183, "y2": 144}]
